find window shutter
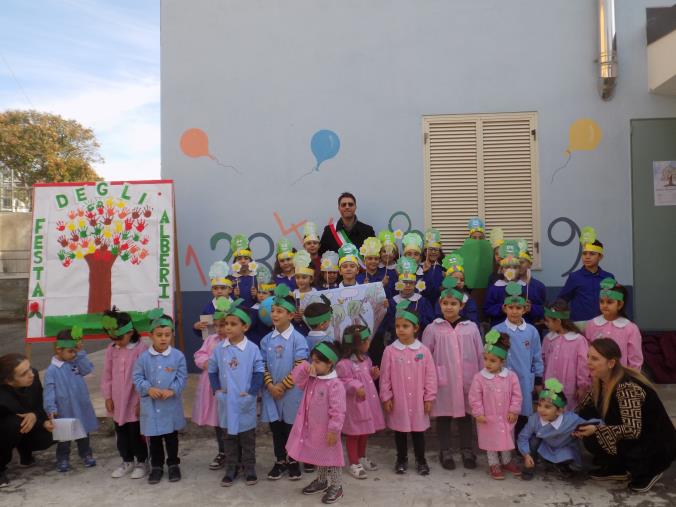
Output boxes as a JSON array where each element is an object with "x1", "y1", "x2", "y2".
[{"x1": 423, "y1": 112, "x2": 540, "y2": 267}]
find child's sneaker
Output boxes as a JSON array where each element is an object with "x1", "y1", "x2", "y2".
[
  {"x1": 439, "y1": 450, "x2": 455, "y2": 470},
  {"x1": 148, "y1": 467, "x2": 163, "y2": 484},
  {"x1": 0, "y1": 471, "x2": 10, "y2": 488},
  {"x1": 321, "y1": 485, "x2": 343, "y2": 504},
  {"x1": 82, "y1": 455, "x2": 96, "y2": 467},
  {"x1": 167, "y1": 464, "x2": 181, "y2": 482},
  {"x1": 56, "y1": 460, "x2": 71, "y2": 473},
  {"x1": 501, "y1": 461, "x2": 521, "y2": 477},
  {"x1": 267, "y1": 461, "x2": 287, "y2": 480},
  {"x1": 111, "y1": 461, "x2": 133, "y2": 478},
  {"x1": 521, "y1": 467, "x2": 535, "y2": 481},
  {"x1": 209, "y1": 453, "x2": 226, "y2": 470},
  {"x1": 489, "y1": 464, "x2": 504, "y2": 480},
  {"x1": 461, "y1": 449, "x2": 477, "y2": 469},
  {"x1": 349, "y1": 463, "x2": 367, "y2": 479},
  {"x1": 359, "y1": 457, "x2": 378, "y2": 471},
  {"x1": 131, "y1": 462, "x2": 147, "y2": 479},
  {"x1": 287, "y1": 460, "x2": 302, "y2": 480},
  {"x1": 245, "y1": 468, "x2": 258, "y2": 486},
  {"x1": 416, "y1": 460, "x2": 430, "y2": 476},
  {"x1": 220, "y1": 467, "x2": 237, "y2": 487},
  {"x1": 394, "y1": 459, "x2": 408, "y2": 474}
]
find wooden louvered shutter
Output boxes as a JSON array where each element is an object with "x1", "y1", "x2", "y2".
[{"x1": 423, "y1": 112, "x2": 540, "y2": 267}]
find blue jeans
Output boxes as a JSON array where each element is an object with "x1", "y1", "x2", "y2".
[{"x1": 56, "y1": 436, "x2": 91, "y2": 462}]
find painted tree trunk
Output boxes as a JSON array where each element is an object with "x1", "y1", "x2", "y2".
[{"x1": 85, "y1": 249, "x2": 117, "y2": 314}]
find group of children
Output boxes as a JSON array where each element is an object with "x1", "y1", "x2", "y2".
[{"x1": 40, "y1": 218, "x2": 645, "y2": 504}]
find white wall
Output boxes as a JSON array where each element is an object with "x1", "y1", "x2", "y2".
[{"x1": 161, "y1": 0, "x2": 676, "y2": 291}]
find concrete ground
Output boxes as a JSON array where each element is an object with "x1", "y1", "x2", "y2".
[{"x1": 1, "y1": 320, "x2": 675, "y2": 506}]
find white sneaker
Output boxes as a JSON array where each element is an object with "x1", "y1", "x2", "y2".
[
  {"x1": 111, "y1": 462, "x2": 134, "y2": 478},
  {"x1": 360, "y1": 457, "x2": 379, "y2": 471},
  {"x1": 349, "y1": 463, "x2": 368, "y2": 479},
  {"x1": 130, "y1": 462, "x2": 147, "y2": 479}
]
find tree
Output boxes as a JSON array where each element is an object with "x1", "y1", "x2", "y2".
[
  {"x1": 0, "y1": 109, "x2": 102, "y2": 187},
  {"x1": 56, "y1": 197, "x2": 153, "y2": 313}
]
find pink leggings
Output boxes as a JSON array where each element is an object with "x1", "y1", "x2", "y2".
[{"x1": 345, "y1": 434, "x2": 368, "y2": 465}]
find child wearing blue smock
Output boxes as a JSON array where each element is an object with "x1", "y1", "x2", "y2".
[
  {"x1": 302, "y1": 300, "x2": 334, "y2": 350},
  {"x1": 208, "y1": 300, "x2": 264, "y2": 487},
  {"x1": 260, "y1": 285, "x2": 309, "y2": 480},
  {"x1": 492, "y1": 282, "x2": 544, "y2": 438},
  {"x1": 133, "y1": 312, "x2": 187, "y2": 484},
  {"x1": 43, "y1": 327, "x2": 97, "y2": 472},
  {"x1": 193, "y1": 261, "x2": 234, "y2": 338}
]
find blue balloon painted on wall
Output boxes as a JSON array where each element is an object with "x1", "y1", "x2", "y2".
[{"x1": 292, "y1": 129, "x2": 341, "y2": 185}]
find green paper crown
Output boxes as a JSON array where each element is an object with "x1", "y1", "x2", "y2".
[
  {"x1": 579, "y1": 226, "x2": 596, "y2": 246},
  {"x1": 442, "y1": 253, "x2": 464, "y2": 270},
  {"x1": 424, "y1": 228, "x2": 441, "y2": 247},
  {"x1": 505, "y1": 282, "x2": 522, "y2": 296},
  {"x1": 485, "y1": 329, "x2": 500, "y2": 346},
  {"x1": 378, "y1": 229, "x2": 395, "y2": 246},
  {"x1": 484, "y1": 329, "x2": 508, "y2": 359},
  {"x1": 215, "y1": 296, "x2": 231, "y2": 313},
  {"x1": 540, "y1": 377, "x2": 566, "y2": 408},
  {"x1": 274, "y1": 284, "x2": 291, "y2": 298},
  {"x1": 256, "y1": 264, "x2": 273, "y2": 284},
  {"x1": 544, "y1": 378, "x2": 563, "y2": 393},
  {"x1": 101, "y1": 315, "x2": 118, "y2": 333},
  {"x1": 71, "y1": 325, "x2": 83, "y2": 340},
  {"x1": 293, "y1": 250, "x2": 312, "y2": 270},
  {"x1": 231, "y1": 234, "x2": 249, "y2": 251},
  {"x1": 499, "y1": 240, "x2": 520, "y2": 260},
  {"x1": 277, "y1": 238, "x2": 294, "y2": 254},
  {"x1": 402, "y1": 232, "x2": 423, "y2": 250},
  {"x1": 600, "y1": 277, "x2": 616, "y2": 290},
  {"x1": 442, "y1": 277, "x2": 458, "y2": 290},
  {"x1": 396, "y1": 256, "x2": 417, "y2": 275}
]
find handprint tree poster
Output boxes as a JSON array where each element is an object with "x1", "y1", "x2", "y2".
[{"x1": 26, "y1": 180, "x2": 176, "y2": 342}]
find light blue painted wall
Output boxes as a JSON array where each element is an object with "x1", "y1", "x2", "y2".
[{"x1": 161, "y1": 0, "x2": 676, "y2": 292}]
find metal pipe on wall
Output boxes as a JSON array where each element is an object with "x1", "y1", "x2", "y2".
[{"x1": 598, "y1": 0, "x2": 618, "y2": 100}]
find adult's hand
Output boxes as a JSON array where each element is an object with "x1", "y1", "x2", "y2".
[{"x1": 17, "y1": 412, "x2": 37, "y2": 434}]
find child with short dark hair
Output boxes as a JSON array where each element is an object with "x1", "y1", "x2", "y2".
[{"x1": 303, "y1": 299, "x2": 334, "y2": 350}]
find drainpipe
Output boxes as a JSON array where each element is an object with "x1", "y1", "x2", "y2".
[{"x1": 598, "y1": 0, "x2": 617, "y2": 100}]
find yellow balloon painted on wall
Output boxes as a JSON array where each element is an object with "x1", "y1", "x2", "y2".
[
  {"x1": 551, "y1": 118, "x2": 603, "y2": 183},
  {"x1": 566, "y1": 118, "x2": 602, "y2": 154}
]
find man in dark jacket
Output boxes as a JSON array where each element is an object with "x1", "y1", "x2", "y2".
[{"x1": 319, "y1": 192, "x2": 375, "y2": 255}]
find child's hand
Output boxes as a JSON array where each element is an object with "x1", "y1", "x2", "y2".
[
  {"x1": 43, "y1": 419, "x2": 54, "y2": 432},
  {"x1": 269, "y1": 384, "x2": 285, "y2": 400},
  {"x1": 161, "y1": 389, "x2": 174, "y2": 399},
  {"x1": 193, "y1": 321, "x2": 208, "y2": 331},
  {"x1": 573, "y1": 425, "x2": 598, "y2": 438},
  {"x1": 356, "y1": 387, "x2": 366, "y2": 400},
  {"x1": 507, "y1": 412, "x2": 518, "y2": 424},
  {"x1": 382, "y1": 275, "x2": 389, "y2": 286},
  {"x1": 370, "y1": 366, "x2": 380, "y2": 380},
  {"x1": 383, "y1": 400, "x2": 393, "y2": 413},
  {"x1": 233, "y1": 286, "x2": 241, "y2": 298},
  {"x1": 475, "y1": 415, "x2": 487, "y2": 424},
  {"x1": 424, "y1": 401, "x2": 433, "y2": 414},
  {"x1": 382, "y1": 300, "x2": 388, "y2": 308},
  {"x1": 105, "y1": 399, "x2": 114, "y2": 414},
  {"x1": 76, "y1": 340, "x2": 84, "y2": 352},
  {"x1": 148, "y1": 387, "x2": 163, "y2": 399},
  {"x1": 308, "y1": 364, "x2": 317, "y2": 377},
  {"x1": 524, "y1": 454, "x2": 535, "y2": 468},
  {"x1": 326, "y1": 432, "x2": 337, "y2": 447},
  {"x1": 239, "y1": 392, "x2": 248, "y2": 397}
]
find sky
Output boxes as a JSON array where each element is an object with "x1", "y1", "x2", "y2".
[{"x1": 0, "y1": 0, "x2": 160, "y2": 181}]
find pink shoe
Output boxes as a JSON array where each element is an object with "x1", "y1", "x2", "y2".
[
  {"x1": 489, "y1": 465, "x2": 504, "y2": 480},
  {"x1": 502, "y1": 461, "x2": 522, "y2": 476}
]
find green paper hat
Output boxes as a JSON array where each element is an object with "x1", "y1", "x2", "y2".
[
  {"x1": 293, "y1": 250, "x2": 315, "y2": 276},
  {"x1": 276, "y1": 238, "x2": 295, "y2": 260},
  {"x1": 313, "y1": 342, "x2": 338, "y2": 364},
  {"x1": 544, "y1": 307, "x2": 571, "y2": 320},
  {"x1": 580, "y1": 226, "x2": 603, "y2": 254},
  {"x1": 320, "y1": 251, "x2": 339, "y2": 272},
  {"x1": 599, "y1": 277, "x2": 624, "y2": 301},
  {"x1": 498, "y1": 240, "x2": 521, "y2": 265},
  {"x1": 396, "y1": 256, "x2": 418, "y2": 281},
  {"x1": 504, "y1": 281, "x2": 526, "y2": 305},
  {"x1": 272, "y1": 284, "x2": 296, "y2": 313},
  {"x1": 489, "y1": 227, "x2": 504, "y2": 248},
  {"x1": 539, "y1": 378, "x2": 566, "y2": 408},
  {"x1": 209, "y1": 260, "x2": 233, "y2": 287},
  {"x1": 215, "y1": 297, "x2": 251, "y2": 325},
  {"x1": 256, "y1": 264, "x2": 275, "y2": 291},
  {"x1": 231, "y1": 234, "x2": 252, "y2": 259},
  {"x1": 56, "y1": 325, "x2": 83, "y2": 348},
  {"x1": 101, "y1": 313, "x2": 134, "y2": 338},
  {"x1": 402, "y1": 232, "x2": 423, "y2": 253},
  {"x1": 338, "y1": 242, "x2": 361, "y2": 266},
  {"x1": 442, "y1": 252, "x2": 464, "y2": 273},
  {"x1": 467, "y1": 217, "x2": 485, "y2": 234},
  {"x1": 360, "y1": 237, "x2": 382, "y2": 258},
  {"x1": 213, "y1": 296, "x2": 232, "y2": 320},
  {"x1": 440, "y1": 276, "x2": 464, "y2": 301},
  {"x1": 302, "y1": 222, "x2": 319, "y2": 242},
  {"x1": 395, "y1": 300, "x2": 420, "y2": 326},
  {"x1": 483, "y1": 329, "x2": 508, "y2": 359},
  {"x1": 343, "y1": 325, "x2": 371, "y2": 344},
  {"x1": 147, "y1": 307, "x2": 173, "y2": 331},
  {"x1": 424, "y1": 228, "x2": 441, "y2": 248},
  {"x1": 377, "y1": 230, "x2": 396, "y2": 253}
]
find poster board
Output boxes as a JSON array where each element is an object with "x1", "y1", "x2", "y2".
[{"x1": 26, "y1": 181, "x2": 176, "y2": 342}]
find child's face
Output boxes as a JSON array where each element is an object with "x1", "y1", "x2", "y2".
[
  {"x1": 395, "y1": 317, "x2": 418, "y2": 342},
  {"x1": 256, "y1": 291, "x2": 271, "y2": 303},
  {"x1": 426, "y1": 247, "x2": 440, "y2": 262},
  {"x1": 326, "y1": 271, "x2": 338, "y2": 283},
  {"x1": 212, "y1": 285, "x2": 232, "y2": 298},
  {"x1": 536, "y1": 398, "x2": 563, "y2": 422},
  {"x1": 115, "y1": 330, "x2": 133, "y2": 347},
  {"x1": 450, "y1": 271, "x2": 465, "y2": 289},
  {"x1": 380, "y1": 247, "x2": 395, "y2": 264},
  {"x1": 216, "y1": 318, "x2": 228, "y2": 337},
  {"x1": 494, "y1": 247, "x2": 501, "y2": 263},
  {"x1": 582, "y1": 251, "x2": 601, "y2": 270},
  {"x1": 440, "y1": 296, "x2": 463, "y2": 320},
  {"x1": 470, "y1": 231, "x2": 485, "y2": 240},
  {"x1": 312, "y1": 320, "x2": 331, "y2": 332},
  {"x1": 340, "y1": 262, "x2": 358, "y2": 280},
  {"x1": 543, "y1": 316, "x2": 563, "y2": 333},
  {"x1": 236, "y1": 256, "x2": 251, "y2": 271},
  {"x1": 503, "y1": 303, "x2": 525, "y2": 323},
  {"x1": 483, "y1": 352, "x2": 504, "y2": 374},
  {"x1": 311, "y1": 354, "x2": 333, "y2": 376},
  {"x1": 304, "y1": 240, "x2": 320, "y2": 255},
  {"x1": 364, "y1": 256, "x2": 380, "y2": 273},
  {"x1": 400, "y1": 281, "x2": 415, "y2": 298},
  {"x1": 519, "y1": 259, "x2": 531, "y2": 277},
  {"x1": 404, "y1": 250, "x2": 421, "y2": 263},
  {"x1": 55, "y1": 347, "x2": 77, "y2": 362},
  {"x1": 224, "y1": 315, "x2": 249, "y2": 340},
  {"x1": 294, "y1": 274, "x2": 313, "y2": 291},
  {"x1": 279, "y1": 257, "x2": 294, "y2": 273},
  {"x1": 357, "y1": 338, "x2": 371, "y2": 355},
  {"x1": 599, "y1": 297, "x2": 623, "y2": 320},
  {"x1": 150, "y1": 326, "x2": 173, "y2": 352},
  {"x1": 270, "y1": 305, "x2": 293, "y2": 329}
]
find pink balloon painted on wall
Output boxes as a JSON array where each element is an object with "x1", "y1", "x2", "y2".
[
  {"x1": 179, "y1": 128, "x2": 240, "y2": 173},
  {"x1": 551, "y1": 118, "x2": 603, "y2": 183}
]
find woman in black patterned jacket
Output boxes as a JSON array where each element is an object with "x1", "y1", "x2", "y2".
[{"x1": 575, "y1": 338, "x2": 675, "y2": 493}]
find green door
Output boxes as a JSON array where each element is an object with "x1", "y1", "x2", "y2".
[{"x1": 630, "y1": 118, "x2": 676, "y2": 330}]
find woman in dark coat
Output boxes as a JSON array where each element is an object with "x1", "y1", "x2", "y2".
[
  {"x1": 0, "y1": 353, "x2": 54, "y2": 488},
  {"x1": 575, "y1": 338, "x2": 676, "y2": 493}
]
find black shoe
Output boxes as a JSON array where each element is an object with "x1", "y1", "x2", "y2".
[
  {"x1": 302, "y1": 478, "x2": 329, "y2": 495},
  {"x1": 416, "y1": 460, "x2": 430, "y2": 476},
  {"x1": 395, "y1": 460, "x2": 408, "y2": 474},
  {"x1": 220, "y1": 467, "x2": 236, "y2": 487},
  {"x1": 245, "y1": 468, "x2": 258, "y2": 486},
  {"x1": 303, "y1": 463, "x2": 316, "y2": 473},
  {"x1": 267, "y1": 461, "x2": 287, "y2": 480},
  {"x1": 461, "y1": 450, "x2": 476, "y2": 469},
  {"x1": 439, "y1": 450, "x2": 455, "y2": 470},
  {"x1": 287, "y1": 460, "x2": 302, "y2": 480},
  {"x1": 18, "y1": 454, "x2": 35, "y2": 468},
  {"x1": 209, "y1": 452, "x2": 226, "y2": 470},
  {"x1": 629, "y1": 472, "x2": 664, "y2": 493},
  {"x1": 0, "y1": 471, "x2": 9, "y2": 488},
  {"x1": 148, "y1": 467, "x2": 163, "y2": 484},
  {"x1": 321, "y1": 485, "x2": 343, "y2": 504},
  {"x1": 556, "y1": 463, "x2": 575, "y2": 479},
  {"x1": 521, "y1": 467, "x2": 535, "y2": 481},
  {"x1": 168, "y1": 465, "x2": 181, "y2": 482},
  {"x1": 590, "y1": 466, "x2": 629, "y2": 481}
]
